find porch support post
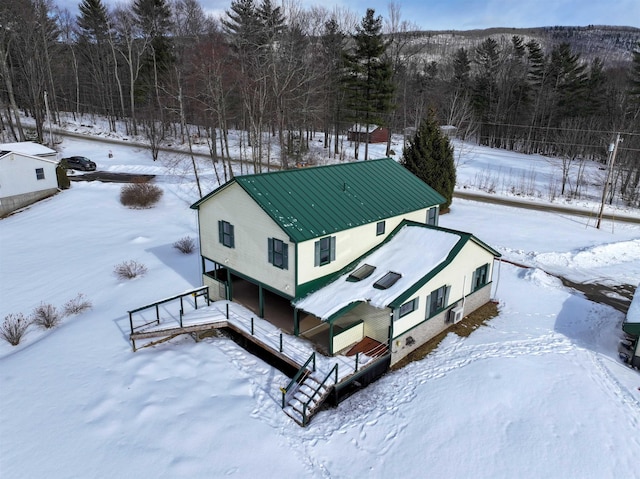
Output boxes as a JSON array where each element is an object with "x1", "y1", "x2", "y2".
[
  {"x1": 258, "y1": 285, "x2": 264, "y2": 318},
  {"x1": 200, "y1": 256, "x2": 206, "y2": 279},
  {"x1": 293, "y1": 308, "x2": 299, "y2": 336},
  {"x1": 329, "y1": 322, "x2": 334, "y2": 356}
]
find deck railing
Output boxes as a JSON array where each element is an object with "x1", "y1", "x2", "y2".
[{"x1": 128, "y1": 286, "x2": 210, "y2": 335}]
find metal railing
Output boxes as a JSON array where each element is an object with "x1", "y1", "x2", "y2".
[
  {"x1": 301, "y1": 363, "x2": 338, "y2": 426},
  {"x1": 128, "y1": 286, "x2": 210, "y2": 335},
  {"x1": 281, "y1": 352, "x2": 316, "y2": 408}
]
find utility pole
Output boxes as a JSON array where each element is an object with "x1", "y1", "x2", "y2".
[
  {"x1": 596, "y1": 133, "x2": 622, "y2": 229},
  {"x1": 44, "y1": 90, "x2": 53, "y2": 148}
]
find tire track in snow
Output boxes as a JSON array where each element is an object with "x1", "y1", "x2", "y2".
[{"x1": 587, "y1": 352, "x2": 640, "y2": 431}]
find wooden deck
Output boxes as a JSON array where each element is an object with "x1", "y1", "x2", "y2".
[{"x1": 345, "y1": 336, "x2": 388, "y2": 358}]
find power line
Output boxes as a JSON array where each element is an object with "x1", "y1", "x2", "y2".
[{"x1": 479, "y1": 121, "x2": 640, "y2": 138}]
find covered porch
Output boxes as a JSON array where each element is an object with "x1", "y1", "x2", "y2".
[{"x1": 203, "y1": 262, "x2": 389, "y2": 357}]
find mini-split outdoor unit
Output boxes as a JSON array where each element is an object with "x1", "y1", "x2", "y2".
[{"x1": 449, "y1": 306, "x2": 464, "y2": 324}]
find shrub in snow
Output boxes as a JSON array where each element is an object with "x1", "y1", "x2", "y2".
[
  {"x1": 114, "y1": 260, "x2": 147, "y2": 280},
  {"x1": 119, "y1": 181, "x2": 163, "y2": 209},
  {"x1": 173, "y1": 236, "x2": 196, "y2": 254},
  {"x1": 31, "y1": 302, "x2": 61, "y2": 329},
  {"x1": 1, "y1": 313, "x2": 31, "y2": 346},
  {"x1": 63, "y1": 293, "x2": 93, "y2": 316}
]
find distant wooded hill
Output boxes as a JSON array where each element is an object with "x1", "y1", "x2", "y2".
[{"x1": 403, "y1": 25, "x2": 639, "y2": 66}]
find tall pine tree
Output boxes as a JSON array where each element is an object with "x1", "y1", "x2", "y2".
[
  {"x1": 342, "y1": 8, "x2": 394, "y2": 160},
  {"x1": 401, "y1": 112, "x2": 456, "y2": 210}
]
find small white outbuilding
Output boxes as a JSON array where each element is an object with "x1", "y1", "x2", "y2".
[{"x1": 0, "y1": 148, "x2": 61, "y2": 217}]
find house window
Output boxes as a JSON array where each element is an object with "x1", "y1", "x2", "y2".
[
  {"x1": 472, "y1": 263, "x2": 489, "y2": 291},
  {"x1": 373, "y1": 271, "x2": 402, "y2": 290},
  {"x1": 376, "y1": 221, "x2": 385, "y2": 236},
  {"x1": 427, "y1": 285, "x2": 450, "y2": 318},
  {"x1": 218, "y1": 220, "x2": 235, "y2": 248},
  {"x1": 398, "y1": 298, "x2": 419, "y2": 319},
  {"x1": 268, "y1": 238, "x2": 288, "y2": 269},
  {"x1": 427, "y1": 207, "x2": 438, "y2": 226},
  {"x1": 347, "y1": 264, "x2": 376, "y2": 282},
  {"x1": 314, "y1": 236, "x2": 335, "y2": 266},
  {"x1": 35, "y1": 168, "x2": 45, "y2": 180}
]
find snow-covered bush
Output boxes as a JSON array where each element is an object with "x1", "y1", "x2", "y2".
[
  {"x1": 63, "y1": 293, "x2": 93, "y2": 316},
  {"x1": 173, "y1": 236, "x2": 196, "y2": 254},
  {"x1": 120, "y1": 181, "x2": 163, "y2": 209},
  {"x1": 1, "y1": 313, "x2": 31, "y2": 345},
  {"x1": 31, "y1": 302, "x2": 61, "y2": 329},
  {"x1": 114, "y1": 260, "x2": 147, "y2": 280}
]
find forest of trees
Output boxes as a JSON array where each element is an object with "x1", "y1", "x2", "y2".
[{"x1": 1, "y1": 0, "x2": 639, "y2": 202}]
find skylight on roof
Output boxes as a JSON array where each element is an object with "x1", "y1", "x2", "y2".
[
  {"x1": 373, "y1": 271, "x2": 401, "y2": 290},
  {"x1": 347, "y1": 264, "x2": 376, "y2": 282}
]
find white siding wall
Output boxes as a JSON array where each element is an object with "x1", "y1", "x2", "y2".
[
  {"x1": 203, "y1": 276, "x2": 227, "y2": 301},
  {"x1": 361, "y1": 304, "x2": 392, "y2": 343},
  {"x1": 333, "y1": 321, "x2": 364, "y2": 353},
  {"x1": 198, "y1": 183, "x2": 295, "y2": 296},
  {"x1": 392, "y1": 242, "x2": 496, "y2": 338},
  {"x1": 391, "y1": 285, "x2": 491, "y2": 365},
  {"x1": 0, "y1": 153, "x2": 58, "y2": 198},
  {"x1": 297, "y1": 208, "x2": 431, "y2": 285}
]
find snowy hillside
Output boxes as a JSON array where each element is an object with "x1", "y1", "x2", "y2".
[{"x1": 1, "y1": 133, "x2": 639, "y2": 478}]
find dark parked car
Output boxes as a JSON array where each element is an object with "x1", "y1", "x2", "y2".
[{"x1": 62, "y1": 156, "x2": 96, "y2": 171}]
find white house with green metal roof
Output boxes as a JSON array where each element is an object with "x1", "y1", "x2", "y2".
[{"x1": 191, "y1": 158, "x2": 500, "y2": 365}]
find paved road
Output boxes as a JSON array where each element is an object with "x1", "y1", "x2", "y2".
[
  {"x1": 56, "y1": 129, "x2": 640, "y2": 225},
  {"x1": 454, "y1": 190, "x2": 640, "y2": 225}
]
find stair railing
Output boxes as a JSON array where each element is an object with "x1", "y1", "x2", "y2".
[
  {"x1": 281, "y1": 352, "x2": 316, "y2": 408},
  {"x1": 301, "y1": 363, "x2": 338, "y2": 426}
]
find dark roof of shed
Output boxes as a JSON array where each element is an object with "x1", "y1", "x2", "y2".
[{"x1": 191, "y1": 158, "x2": 446, "y2": 243}]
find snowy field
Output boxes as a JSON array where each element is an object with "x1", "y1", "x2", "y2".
[{"x1": 1, "y1": 129, "x2": 640, "y2": 478}]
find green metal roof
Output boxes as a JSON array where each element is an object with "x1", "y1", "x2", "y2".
[{"x1": 191, "y1": 158, "x2": 446, "y2": 243}]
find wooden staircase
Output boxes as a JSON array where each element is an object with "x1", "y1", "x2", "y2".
[{"x1": 283, "y1": 370, "x2": 335, "y2": 426}]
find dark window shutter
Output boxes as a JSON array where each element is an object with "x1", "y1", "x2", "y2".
[
  {"x1": 229, "y1": 224, "x2": 235, "y2": 248},
  {"x1": 283, "y1": 243, "x2": 288, "y2": 270},
  {"x1": 218, "y1": 221, "x2": 223, "y2": 244},
  {"x1": 330, "y1": 236, "x2": 336, "y2": 261},
  {"x1": 268, "y1": 238, "x2": 273, "y2": 264}
]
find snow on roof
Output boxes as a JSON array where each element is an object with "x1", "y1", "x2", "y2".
[
  {"x1": 349, "y1": 124, "x2": 380, "y2": 133},
  {"x1": 626, "y1": 282, "x2": 640, "y2": 324},
  {"x1": 0, "y1": 141, "x2": 56, "y2": 156},
  {"x1": 295, "y1": 224, "x2": 461, "y2": 320}
]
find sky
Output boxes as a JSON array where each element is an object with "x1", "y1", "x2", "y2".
[{"x1": 56, "y1": 0, "x2": 640, "y2": 31}]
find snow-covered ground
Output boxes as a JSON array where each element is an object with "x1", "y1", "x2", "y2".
[{"x1": 1, "y1": 129, "x2": 639, "y2": 478}]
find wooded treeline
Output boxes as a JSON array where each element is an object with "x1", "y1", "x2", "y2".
[{"x1": 1, "y1": 0, "x2": 639, "y2": 201}]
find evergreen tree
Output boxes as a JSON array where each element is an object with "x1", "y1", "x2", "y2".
[
  {"x1": 76, "y1": 0, "x2": 116, "y2": 119},
  {"x1": 132, "y1": 0, "x2": 174, "y2": 103},
  {"x1": 401, "y1": 112, "x2": 456, "y2": 209},
  {"x1": 77, "y1": 0, "x2": 110, "y2": 41},
  {"x1": 342, "y1": 8, "x2": 394, "y2": 160},
  {"x1": 471, "y1": 37, "x2": 500, "y2": 146},
  {"x1": 320, "y1": 17, "x2": 347, "y2": 155},
  {"x1": 451, "y1": 47, "x2": 470, "y2": 92}
]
